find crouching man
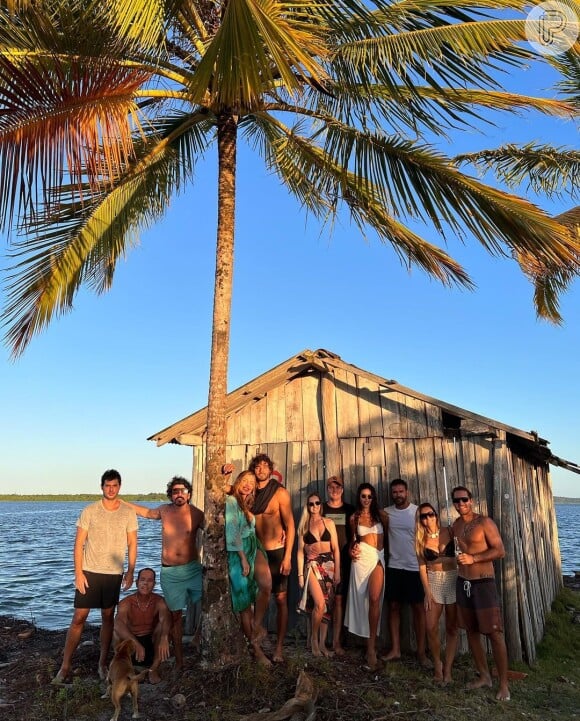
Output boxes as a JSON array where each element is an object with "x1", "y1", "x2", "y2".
[{"x1": 114, "y1": 568, "x2": 171, "y2": 683}]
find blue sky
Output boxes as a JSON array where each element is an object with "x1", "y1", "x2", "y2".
[{"x1": 0, "y1": 50, "x2": 579, "y2": 498}]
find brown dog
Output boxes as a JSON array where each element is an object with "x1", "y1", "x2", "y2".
[{"x1": 102, "y1": 639, "x2": 148, "y2": 721}]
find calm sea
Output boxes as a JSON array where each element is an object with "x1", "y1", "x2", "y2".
[{"x1": 0, "y1": 501, "x2": 577, "y2": 631}]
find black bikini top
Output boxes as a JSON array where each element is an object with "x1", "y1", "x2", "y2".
[
  {"x1": 304, "y1": 521, "x2": 331, "y2": 545},
  {"x1": 424, "y1": 539, "x2": 454, "y2": 562}
]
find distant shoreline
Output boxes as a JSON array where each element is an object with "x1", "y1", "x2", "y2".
[{"x1": 0, "y1": 493, "x2": 166, "y2": 501}]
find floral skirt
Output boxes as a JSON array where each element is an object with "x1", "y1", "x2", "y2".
[{"x1": 297, "y1": 552, "x2": 335, "y2": 623}]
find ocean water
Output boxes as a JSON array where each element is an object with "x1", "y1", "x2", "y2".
[{"x1": 0, "y1": 501, "x2": 577, "y2": 631}]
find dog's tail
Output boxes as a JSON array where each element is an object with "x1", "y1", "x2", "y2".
[{"x1": 131, "y1": 669, "x2": 149, "y2": 683}]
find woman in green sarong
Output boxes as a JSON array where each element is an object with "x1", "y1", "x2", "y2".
[{"x1": 225, "y1": 470, "x2": 271, "y2": 665}]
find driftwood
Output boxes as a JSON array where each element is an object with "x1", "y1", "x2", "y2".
[{"x1": 238, "y1": 670, "x2": 317, "y2": 721}]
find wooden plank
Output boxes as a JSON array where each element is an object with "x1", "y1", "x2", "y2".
[
  {"x1": 356, "y1": 376, "x2": 381, "y2": 438},
  {"x1": 286, "y1": 441, "x2": 304, "y2": 512},
  {"x1": 265, "y1": 442, "x2": 289, "y2": 486},
  {"x1": 414, "y1": 437, "x2": 435, "y2": 506},
  {"x1": 284, "y1": 376, "x2": 304, "y2": 442},
  {"x1": 425, "y1": 401, "x2": 442, "y2": 438},
  {"x1": 226, "y1": 408, "x2": 241, "y2": 446},
  {"x1": 384, "y1": 439, "x2": 401, "y2": 495},
  {"x1": 265, "y1": 385, "x2": 279, "y2": 442},
  {"x1": 339, "y1": 437, "x2": 359, "y2": 501},
  {"x1": 275, "y1": 384, "x2": 287, "y2": 443},
  {"x1": 301, "y1": 372, "x2": 322, "y2": 441},
  {"x1": 192, "y1": 445, "x2": 205, "y2": 510},
  {"x1": 397, "y1": 439, "x2": 419, "y2": 499},
  {"x1": 250, "y1": 397, "x2": 266, "y2": 445},
  {"x1": 405, "y1": 395, "x2": 428, "y2": 438},
  {"x1": 493, "y1": 433, "x2": 524, "y2": 662},
  {"x1": 380, "y1": 389, "x2": 408, "y2": 437},
  {"x1": 237, "y1": 404, "x2": 252, "y2": 445},
  {"x1": 321, "y1": 372, "x2": 340, "y2": 481},
  {"x1": 335, "y1": 368, "x2": 360, "y2": 439},
  {"x1": 308, "y1": 440, "x2": 325, "y2": 495}
]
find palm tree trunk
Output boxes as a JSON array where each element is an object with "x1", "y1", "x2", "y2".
[{"x1": 201, "y1": 111, "x2": 245, "y2": 663}]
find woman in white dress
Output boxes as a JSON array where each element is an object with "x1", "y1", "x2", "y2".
[{"x1": 345, "y1": 483, "x2": 389, "y2": 670}]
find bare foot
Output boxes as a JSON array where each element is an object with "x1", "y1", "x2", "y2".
[
  {"x1": 496, "y1": 686, "x2": 511, "y2": 701},
  {"x1": 333, "y1": 645, "x2": 346, "y2": 657},
  {"x1": 442, "y1": 674, "x2": 453, "y2": 686},
  {"x1": 418, "y1": 655, "x2": 433, "y2": 669},
  {"x1": 252, "y1": 645, "x2": 272, "y2": 667},
  {"x1": 272, "y1": 649, "x2": 285, "y2": 663},
  {"x1": 467, "y1": 675, "x2": 492, "y2": 690},
  {"x1": 321, "y1": 648, "x2": 334, "y2": 658},
  {"x1": 365, "y1": 652, "x2": 380, "y2": 671},
  {"x1": 51, "y1": 669, "x2": 71, "y2": 686},
  {"x1": 433, "y1": 660, "x2": 443, "y2": 681},
  {"x1": 381, "y1": 651, "x2": 401, "y2": 662},
  {"x1": 97, "y1": 664, "x2": 108, "y2": 681},
  {"x1": 148, "y1": 669, "x2": 162, "y2": 684}
]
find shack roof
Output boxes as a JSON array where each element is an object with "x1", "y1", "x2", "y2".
[{"x1": 148, "y1": 348, "x2": 578, "y2": 474}]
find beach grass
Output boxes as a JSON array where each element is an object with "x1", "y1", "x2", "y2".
[{"x1": 2, "y1": 587, "x2": 579, "y2": 721}]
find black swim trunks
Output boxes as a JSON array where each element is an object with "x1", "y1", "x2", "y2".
[
  {"x1": 265, "y1": 548, "x2": 288, "y2": 594},
  {"x1": 74, "y1": 571, "x2": 123, "y2": 609}
]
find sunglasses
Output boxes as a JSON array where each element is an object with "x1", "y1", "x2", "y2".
[
  {"x1": 420, "y1": 511, "x2": 436, "y2": 520},
  {"x1": 308, "y1": 500, "x2": 321, "y2": 507},
  {"x1": 360, "y1": 494, "x2": 373, "y2": 500},
  {"x1": 171, "y1": 488, "x2": 188, "y2": 495},
  {"x1": 452, "y1": 496, "x2": 470, "y2": 504}
]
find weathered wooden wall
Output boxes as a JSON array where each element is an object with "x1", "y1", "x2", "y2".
[{"x1": 189, "y1": 369, "x2": 562, "y2": 663}]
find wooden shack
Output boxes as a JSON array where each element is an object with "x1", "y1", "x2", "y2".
[{"x1": 149, "y1": 348, "x2": 577, "y2": 663}]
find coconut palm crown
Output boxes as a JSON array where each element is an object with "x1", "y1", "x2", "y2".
[{"x1": 0, "y1": 0, "x2": 579, "y2": 660}]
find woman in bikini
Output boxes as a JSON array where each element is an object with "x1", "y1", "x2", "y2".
[
  {"x1": 345, "y1": 483, "x2": 388, "y2": 671},
  {"x1": 296, "y1": 492, "x2": 340, "y2": 657},
  {"x1": 415, "y1": 502, "x2": 458, "y2": 683}
]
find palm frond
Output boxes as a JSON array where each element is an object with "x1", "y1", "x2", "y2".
[
  {"x1": 455, "y1": 144, "x2": 580, "y2": 196},
  {"x1": 332, "y1": 18, "x2": 532, "y2": 97},
  {"x1": 244, "y1": 110, "x2": 473, "y2": 286},
  {"x1": 189, "y1": 0, "x2": 329, "y2": 109},
  {"x1": 3, "y1": 111, "x2": 214, "y2": 356}
]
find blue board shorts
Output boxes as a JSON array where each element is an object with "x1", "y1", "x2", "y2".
[{"x1": 160, "y1": 560, "x2": 202, "y2": 612}]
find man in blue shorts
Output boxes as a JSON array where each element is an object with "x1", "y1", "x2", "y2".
[
  {"x1": 125, "y1": 476, "x2": 204, "y2": 670},
  {"x1": 52, "y1": 469, "x2": 138, "y2": 684},
  {"x1": 382, "y1": 478, "x2": 428, "y2": 666}
]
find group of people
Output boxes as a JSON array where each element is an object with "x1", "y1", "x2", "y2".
[
  {"x1": 52, "y1": 470, "x2": 204, "y2": 685},
  {"x1": 51, "y1": 459, "x2": 510, "y2": 702},
  {"x1": 225, "y1": 464, "x2": 510, "y2": 701}
]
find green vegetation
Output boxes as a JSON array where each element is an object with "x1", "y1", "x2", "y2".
[
  {"x1": 8, "y1": 587, "x2": 579, "y2": 721},
  {"x1": 554, "y1": 496, "x2": 580, "y2": 504}
]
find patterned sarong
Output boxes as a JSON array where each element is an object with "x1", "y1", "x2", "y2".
[{"x1": 296, "y1": 552, "x2": 335, "y2": 623}]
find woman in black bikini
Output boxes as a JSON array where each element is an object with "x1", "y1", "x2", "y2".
[
  {"x1": 296, "y1": 493, "x2": 340, "y2": 656},
  {"x1": 415, "y1": 502, "x2": 458, "y2": 683}
]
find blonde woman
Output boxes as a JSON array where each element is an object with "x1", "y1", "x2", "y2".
[
  {"x1": 415, "y1": 502, "x2": 458, "y2": 683},
  {"x1": 296, "y1": 493, "x2": 340, "y2": 657},
  {"x1": 225, "y1": 471, "x2": 271, "y2": 666}
]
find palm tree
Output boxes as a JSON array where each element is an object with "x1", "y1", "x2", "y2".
[{"x1": 0, "y1": 0, "x2": 578, "y2": 661}]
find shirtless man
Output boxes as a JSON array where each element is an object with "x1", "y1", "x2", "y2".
[
  {"x1": 224, "y1": 455, "x2": 295, "y2": 662},
  {"x1": 452, "y1": 485, "x2": 510, "y2": 701},
  {"x1": 114, "y1": 568, "x2": 171, "y2": 683},
  {"x1": 125, "y1": 476, "x2": 204, "y2": 670}
]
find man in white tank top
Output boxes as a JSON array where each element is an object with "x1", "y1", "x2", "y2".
[{"x1": 382, "y1": 478, "x2": 429, "y2": 666}]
